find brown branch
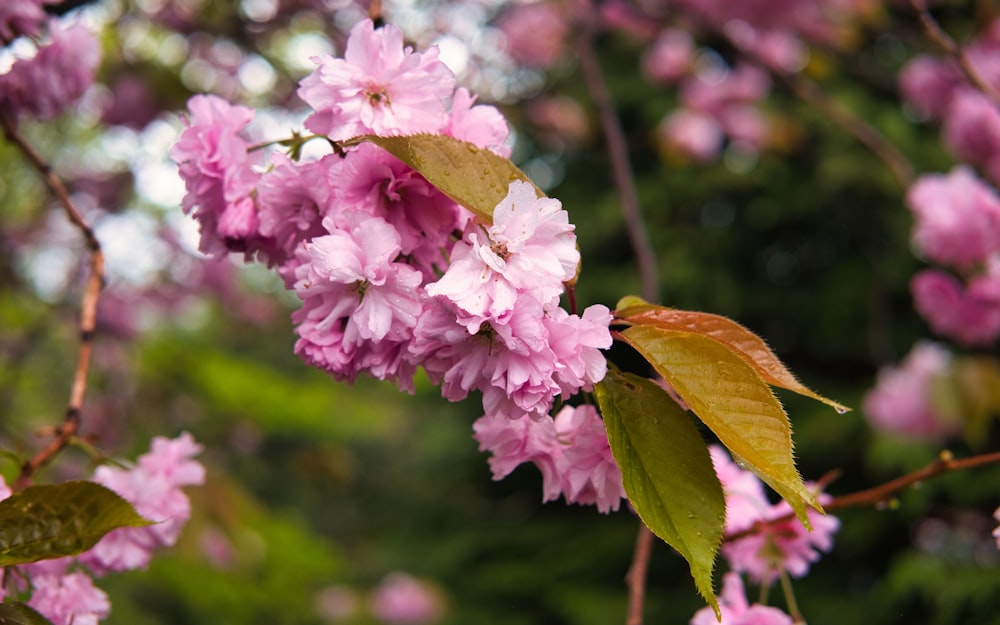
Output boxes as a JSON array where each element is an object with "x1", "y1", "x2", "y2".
[
  {"x1": 724, "y1": 449, "x2": 1000, "y2": 542},
  {"x1": 1, "y1": 110, "x2": 105, "y2": 490},
  {"x1": 782, "y1": 73, "x2": 915, "y2": 189},
  {"x1": 574, "y1": 12, "x2": 660, "y2": 304},
  {"x1": 910, "y1": 0, "x2": 1000, "y2": 111},
  {"x1": 625, "y1": 524, "x2": 655, "y2": 625}
]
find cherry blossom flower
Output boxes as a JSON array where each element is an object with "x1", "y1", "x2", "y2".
[
  {"x1": 292, "y1": 215, "x2": 424, "y2": 387},
  {"x1": 170, "y1": 94, "x2": 263, "y2": 257},
  {"x1": 331, "y1": 143, "x2": 466, "y2": 279},
  {"x1": 369, "y1": 572, "x2": 444, "y2": 624},
  {"x1": 643, "y1": 29, "x2": 694, "y2": 85},
  {"x1": 444, "y1": 88, "x2": 511, "y2": 156},
  {"x1": 474, "y1": 405, "x2": 625, "y2": 513},
  {"x1": 993, "y1": 507, "x2": 1000, "y2": 550},
  {"x1": 911, "y1": 269, "x2": 1000, "y2": 346},
  {"x1": 256, "y1": 152, "x2": 336, "y2": 271},
  {"x1": 81, "y1": 432, "x2": 205, "y2": 574},
  {"x1": 907, "y1": 167, "x2": 1000, "y2": 270},
  {"x1": 298, "y1": 19, "x2": 455, "y2": 141},
  {"x1": 496, "y1": 3, "x2": 567, "y2": 68},
  {"x1": 0, "y1": 0, "x2": 53, "y2": 40},
  {"x1": 426, "y1": 180, "x2": 579, "y2": 327},
  {"x1": 711, "y1": 446, "x2": 839, "y2": 584},
  {"x1": 690, "y1": 573, "x2": 793, "y2": 625},
  {"x1": 0, "y1": 20, "x2": 100, "y2": 120},
  {"x1": 863, "y1": 341, "x2": 956, "y2": 441},
  {"x1": 27, "y1": 571, "x2": 111, "y2": 625}
]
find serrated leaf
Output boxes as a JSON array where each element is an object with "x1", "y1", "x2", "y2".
[
  {"x1": 620, "y1": 325, "x2": 820, "y2": 524},
  {"x1": 616, "y1": 298, "x2": 849, "y2": 414},
  {"x1": 0, "y1": 481, "x2": 153, "y2": 566},
  {"x1": 596, "y1": 370, "x2": 724, "y2": 616},
  {"x1": 0, "y1": 601, "x2": 56, "y2": 625},
  {"x1": 350, "y1": 134, "x2": 541, "y2": 224}
]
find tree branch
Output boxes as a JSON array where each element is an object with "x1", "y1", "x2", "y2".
[
  {"x1": 575, "y1": 12, "x2": 660, "y2": 305},
  {"x1": 724, "y1": 449, "x2": 1000, "y2": 542},
  {"x1": 1, "y1": 111, "x2": 105, "y2": 490},
  {"x1": 910, "y1": 0, "x2": 1000, "y2": 111}
]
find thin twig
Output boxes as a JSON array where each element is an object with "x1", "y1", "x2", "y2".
[
  {"x1": 1, "y1": 110, "x2": 105, "y2": 490},
  {"x1": 724, "y1": 449, "x2": 1000, "y2": 542},
  {"x1": 625, "y1": 524, "x2": 655, "y2": 625},
  {"x1": 910, "y1": 0, "x2": 1000, "y2": 111},
  {"x1": 575, "y1": 12, "x2": 660, "y2": 304}
]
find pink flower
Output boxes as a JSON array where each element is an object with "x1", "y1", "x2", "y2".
[
  {"x1": 712, "y1": 446, "x2": 838, "y2": 584},
  {"x1": 659, "y1": 109, "x2": 724, "y2": 162},
  {"x1": 292, "y1": 216, "x2": 424, "y2": 387},
  {"x1": 369, "y1": 573, "x2": 443, "y2": 624},
  {"x1": 898, "y1": 56, "x2": 960, "y2": 120},
  {"x1": 81, "y1": 433, "x2": 205, "y2": 574},
  {"x1": 907, "y1": 167, "x2": 1000, "y2": 269},
  {"x1": 862, "y1": 341, "x2": 956, "y2": 441},
  {"x1": 426, "y1": 180, "x2": 579, "y2": 327},
  {"x1": 256, "y1": 152, "x2": 335, "y2": 270},
  {"x1": 298, "y1": 19, "x2": 455, "y2": 141},
  {"x1": 331, "y1": 143, "x2": 466, "y2": 279},
  {"x1": 993, "y1": 506, "x2": 1000, "y2": 550},
  {"x1": 643, "y1": 29, "x2": 694, "y2": 85},
  {"x1": 943, "y1": 89, "x2": 1000, "y2": 177},
  {"x1": 170, "y1": 94, "x2": 263, "y2": 257},
  {"x1": 27, "y1": 571, "x2": 110, "y2": 625},
  {"x1": 553, "y1": 405, "x2": 625, "y2": 513},
  {"x1": 911, "y1": 269, "x2": 1000, "y2": 346},
  {"x1": 473, "y1": 405, "x2": 625, "y2": 513},
  {"x1": 0, "y1": 0, "x2": 53, "y2": 40},
  {"x1": 496, "y1": 3, "x2": 567, "y2": 68},
  {"x1": 0, "y1": 20, "x2": 100, "y2": 120},
  {"x1": 690, "y1": 573, "x2": 793, "y2": 625},
  {"x1": 444, "y1": 88, "x2": 511, "y2": 156}
]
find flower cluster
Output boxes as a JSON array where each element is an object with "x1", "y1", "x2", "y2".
[
  {"x1": 899, "y1": 22, "x2": 1000, "y2": 346},
  {"x1": 710, "y1": 446, "x2": 839, "y2": 584},
  {"x1": 0, "y1": 10, "x2": 100, "y2": 121},
  {"x1": 171, "y1": 19, "x2": 615, "y2": 508},
  {"x1": 0, "y1": 433, "x2": 204, "y2": 625}
]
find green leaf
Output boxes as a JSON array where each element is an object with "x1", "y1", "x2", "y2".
[
  {"x1": 349, "y1": 134, "x2": 542, "y2": 223},
  {"x1": 620, "y1": 325, "x2": 820, "y2": 523},
  {"x1": 596, "y1": 370, "x2": 724, "y2": 615},
  {"x1": 615, "y1": 297, "x2": 849, "y2": 414},
  {"x1": 0, "y1": 601, "x2": 56, "y2": 625},
  {"x1": 0, "y1": 481, "x2": 153, "y2": 566}
]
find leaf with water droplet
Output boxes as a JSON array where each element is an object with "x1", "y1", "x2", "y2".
[{"x1": 597, "y1": 370, "x2": 724, "y2": 617}]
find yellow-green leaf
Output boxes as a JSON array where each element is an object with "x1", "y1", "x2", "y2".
[
  {"x1": 615, "y1": 298, "x2": 849, "y2": 414},
  {"x1": 596, "y1": 371, "x2": 724, "y2": 615},
  {"x1": 350, "y1": 134, "x2": 541, "y2": 224},
  {"x1": 0, "y1": 481, "x2": 153, "y2": 566},
  {"x1": 620, "y1": 325, "x2": 820, "y2": 523}
]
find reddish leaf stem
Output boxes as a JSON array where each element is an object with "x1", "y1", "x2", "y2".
[
  {"x1": 910, "y1": 0, "x2": 1000, "y2": 111},
  {"x1": 1, "y1": 111, "x2": 105, "y2": 490},
  {"x1": 625, "y1": 524, "x2": 655, "y2": 625}
]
